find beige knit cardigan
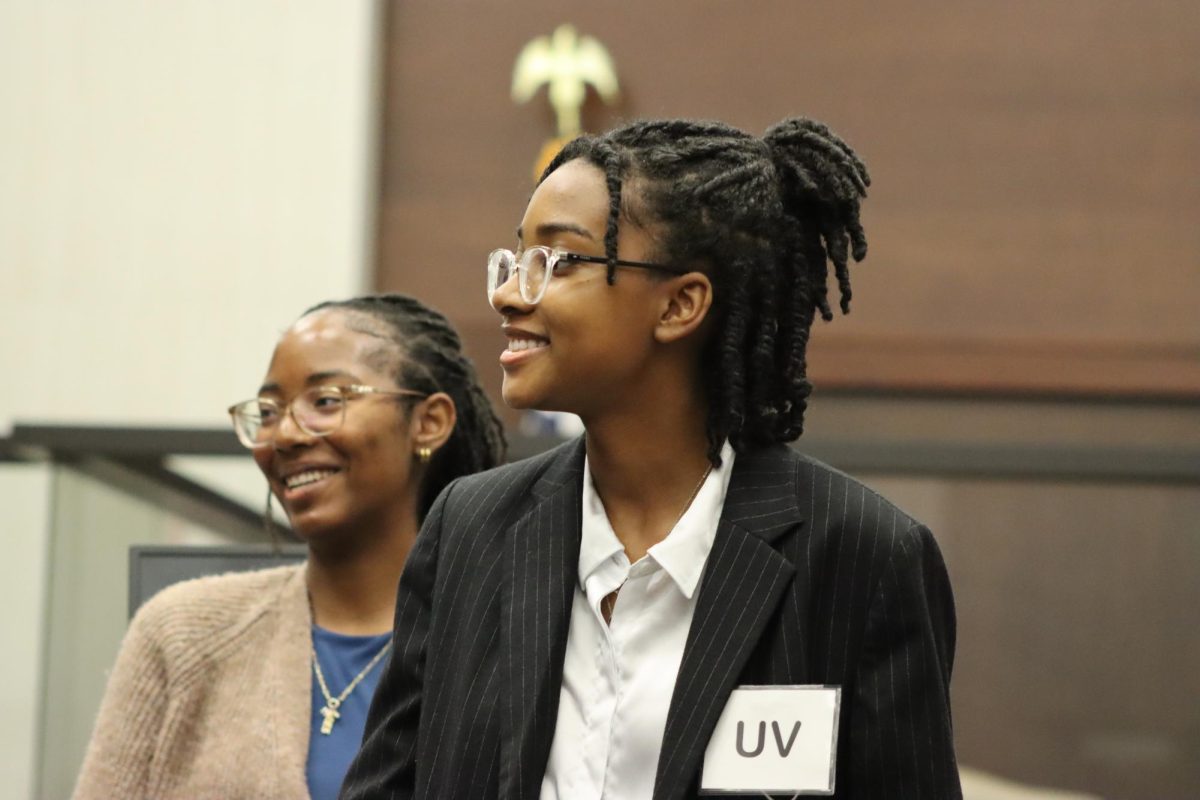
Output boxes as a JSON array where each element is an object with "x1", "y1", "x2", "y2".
[{"x1": 73, "y1": 563, "x2": 317, "y2": 800}]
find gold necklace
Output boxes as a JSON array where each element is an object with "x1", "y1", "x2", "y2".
[
  {"x1": 312, "y1": 639, "x2": 392, "y2": 734},
  {"x1": 601, "y1": 460, "x2": 714, "y2": 623},
  {"x1": 671, "y1": 461, "x2": 715, "y2": 536}
]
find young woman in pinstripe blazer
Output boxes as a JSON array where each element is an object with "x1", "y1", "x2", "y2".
[{"x1": 342, "y1": 118, "x2": 962, "y2": 799}]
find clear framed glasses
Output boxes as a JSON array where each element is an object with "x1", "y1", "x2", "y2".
[
  {"x1": 227, "y1": 384, "x2": 427, "y2": 449},
  {"x1": 486, "y1": 246, "x2": 687, "y2": 305}
]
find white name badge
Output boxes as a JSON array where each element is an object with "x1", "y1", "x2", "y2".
[{"x1": 700, "y1": 685, "x2": 841, "y2": 796}]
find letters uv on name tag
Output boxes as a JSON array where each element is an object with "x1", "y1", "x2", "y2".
[{"x1": 700, "y1": 685, "x2": 841, "y2": 796}]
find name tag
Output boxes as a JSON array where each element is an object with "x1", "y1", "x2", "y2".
[{"x1": 700, "y1": 685, "x2": 841, "y2": 796}]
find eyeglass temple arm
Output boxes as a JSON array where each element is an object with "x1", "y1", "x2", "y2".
[{"x1": 560, "y1": 252, "x2": 689, "y2": 274}]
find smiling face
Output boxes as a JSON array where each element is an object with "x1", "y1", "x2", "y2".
[
  {"x1": 490, "y1": 158, "x2": 672, "y2": 418},
  {"x1": 251, "y1": 309, "x2": 420, "y2": 545}
]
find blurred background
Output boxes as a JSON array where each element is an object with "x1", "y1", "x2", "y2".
[{"x1": 1, "y1": 1, "x2": 1196, "y2": 798}]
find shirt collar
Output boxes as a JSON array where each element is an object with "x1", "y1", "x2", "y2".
[
  {"x1": 647, "y1": 441, "x2": 734, "y2": 599},
  {"x1": 578, "y1": 463, "x2": 625, "y2": 583},
  {"x1": 578, "y1": 441, "x2": 735, "y2": 600}
]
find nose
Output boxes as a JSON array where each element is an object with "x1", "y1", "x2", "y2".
[
  {"x1": 271, "y1": 404, "x2": 315, "y2": 451},
  {"x1": 489, "y1": 268, "x2": 534, "y2": 317}
]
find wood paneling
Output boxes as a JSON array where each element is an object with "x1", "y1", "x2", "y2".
[
  {"x1": 374, "y1": 0, "x2": 1199, "y2": 400},
  {"x1": 864, "y1": 474, "x2": 1200, "y2": 799}
]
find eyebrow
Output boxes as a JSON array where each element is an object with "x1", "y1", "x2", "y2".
[
  {"x1": 258, "y1": 370, "x2": 360, "y2": 395},
  {"x1": 515, "y1": 222, "x2": 597, "y2": 243}
]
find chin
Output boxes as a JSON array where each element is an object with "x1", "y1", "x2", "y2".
[
  {"x1": 500, "y1": 379, "x2": 540, "y2": 410},
  {"x1": 285, "y1": 511, "x2": 345, "y2": 544}
]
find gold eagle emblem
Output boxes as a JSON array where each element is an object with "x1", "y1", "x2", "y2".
[{"x1": 512, "y1": 25, "x2": 620, "y2": 178}]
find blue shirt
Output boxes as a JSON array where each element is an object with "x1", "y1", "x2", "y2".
[{"x1": 306, "y1": 626, "x2": 392, "y2": 800}]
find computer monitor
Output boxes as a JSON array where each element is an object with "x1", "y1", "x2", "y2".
[{"x1": 128, "y1": 544, "x2": 307, "y2": 619}]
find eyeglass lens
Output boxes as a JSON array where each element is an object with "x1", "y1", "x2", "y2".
[
  {"x1": 234, "y1": 387, "x2": 348, "y2": 447},
  {"x1": 487, "y1": 249, "x2": 551, "y2": 304}
]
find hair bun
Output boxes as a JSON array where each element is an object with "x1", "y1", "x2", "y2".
[
  {"x1": 762, "y1": 117, "x2": 869, "y2": 268},
  {"x1": 762, "y1": 117, "x2": 870, "y2": 197}
]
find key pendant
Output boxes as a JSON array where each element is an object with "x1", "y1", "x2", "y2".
[{"x1": 319, "y1": 701, "x2": 341, "y2": 735}]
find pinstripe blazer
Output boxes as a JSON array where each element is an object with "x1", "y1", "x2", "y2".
[{"x1": 340, "y1": 437, "x2": 961, "y2": 799}]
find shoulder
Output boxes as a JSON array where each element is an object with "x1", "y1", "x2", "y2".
[
  {"x1": 748, "y1": 444, "x2": 931, "y2": 563},
  {"x1": 790, "y1": 448, "x2": 921, "y2": 530},
  {"x1": 129, "y1": 563, "x2": 304, "y2": 656},
  {"x1": 791, "y1": 448, "x2": 951, "y2": 589}
]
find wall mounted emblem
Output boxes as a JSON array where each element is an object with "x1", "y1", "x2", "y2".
[{"x1": 512, "y1": 24, "x2": 619, "y2": 179}]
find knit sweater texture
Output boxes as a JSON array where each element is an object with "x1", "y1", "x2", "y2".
[{"x1": 73, "y1": 563, "x2": 316, "y2": 800}]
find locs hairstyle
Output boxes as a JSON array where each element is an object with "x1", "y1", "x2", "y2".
[
  {"x1": 538, "y1": 118, "x2": 870, "y2": 464},
  {"x1": 304, "y1": 293, "x2": 507, "y2": 519}
]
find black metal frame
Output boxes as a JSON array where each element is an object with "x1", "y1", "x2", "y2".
[{"x1": 3, "y1": 424, "x2": 281, "y2": 542}]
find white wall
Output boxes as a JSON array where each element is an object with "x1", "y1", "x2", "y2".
[
  {"x1": 0, "y1": 2, "x2": 380, "y2": 795},
  {"x1": 0, "y1": 465, "x2": 51, "y2": 798}
]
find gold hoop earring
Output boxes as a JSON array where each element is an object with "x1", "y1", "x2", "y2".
[{"x1": 417, "y1": 446, "x2": 432, "y2": 463}]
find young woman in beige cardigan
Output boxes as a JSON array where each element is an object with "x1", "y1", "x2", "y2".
[{"x1": 73, "y1": 294, "x2": 505, "y2": 800}]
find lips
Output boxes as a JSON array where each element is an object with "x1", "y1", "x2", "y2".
[
  {"x1": 501, "y1": 327, "x2": 550, "y2": 367},
  {"x1": 276, "y1": 465, "x2": 341, "y2": 498},
  {"x1": 284, "y1": 468, "x2": 338, "y2": 490}
]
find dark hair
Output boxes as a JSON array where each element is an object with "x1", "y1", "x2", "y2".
[
  {"x1": 537, "y1": 117, "x2": 869, "y2": 464},
  {"x1": 304, "y1": 293, "x2": 506, "y2": 520}
]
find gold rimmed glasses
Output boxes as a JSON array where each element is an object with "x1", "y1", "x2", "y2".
[{"x1": 227, "y1": 384, "x2": 427, "y2": 449}]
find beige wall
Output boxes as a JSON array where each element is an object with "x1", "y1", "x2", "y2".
[{"x1": 0, "y1": 2, "x2": 380, "y2": 795}]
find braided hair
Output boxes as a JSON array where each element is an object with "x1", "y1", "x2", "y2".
[
  {"x1": 537, "y1": 117, "x2": 870, "y2": 464},
  {"x1": 303, "y1": 293, "x2": 506, "y2": 520}
]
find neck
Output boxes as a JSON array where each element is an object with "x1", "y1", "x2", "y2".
[
  {"x1": 582, "y1": 387, "x2": 713, "y2": 562},
  {"x1": 304, "y1": 513, "x2": 417, "y2": 635}
]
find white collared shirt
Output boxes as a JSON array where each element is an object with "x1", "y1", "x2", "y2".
[{"x1": 539, "y1": 442, "x2": 735, "y2": 800}]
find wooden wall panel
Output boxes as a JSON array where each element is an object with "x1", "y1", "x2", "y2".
[
  {"x1": 865, "y1": 474, "x2": 1200, "y2": 799},
  {"x1": 374, "y1": 0, "x2": 1199, "y2": 401}
]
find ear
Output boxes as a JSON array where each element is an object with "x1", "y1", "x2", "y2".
[
  {"x1": 653, "y1": 271, "x2": 714, "y2": 345},
  {"x1": 409, "y1": 392, "x2": 457, "y2": 457}
]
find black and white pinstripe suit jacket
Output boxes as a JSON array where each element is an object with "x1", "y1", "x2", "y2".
[{"x1": 340, "y1": 437, "x2": 961, "y2": 799}]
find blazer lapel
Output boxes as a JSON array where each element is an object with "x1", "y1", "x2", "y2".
[
  {"x1": 498, "y1": 438, "x2": 585, "y2": 800},
  {"x1": 654, "y1": 445, "x2": 803, "y2": 800}
]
